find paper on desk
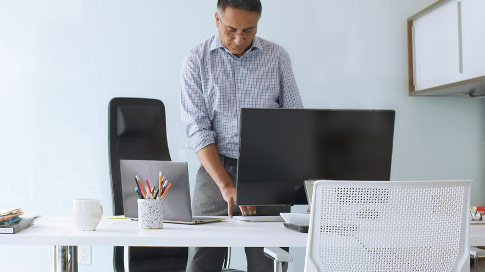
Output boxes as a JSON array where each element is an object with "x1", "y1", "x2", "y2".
[{"x1": 280, "y1": 213, "x2": 310, "y2": 225}]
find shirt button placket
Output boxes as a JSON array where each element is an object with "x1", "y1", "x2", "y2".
[
  {"x1": 235, "y1": 58, "x2": 241, "y2": 122},
  {"x1": 236, "y1": 60, "x2": 241, "y2": 88}
]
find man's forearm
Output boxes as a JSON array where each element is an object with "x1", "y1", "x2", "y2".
[
  {"x1": 196, "y1": 144, "x2": 234, "y2": 191},
  {"x1": 196, "y1": 143, "x2": 255, "y2": 217}
]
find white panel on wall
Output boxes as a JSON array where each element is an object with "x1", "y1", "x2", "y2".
[
  {"x1": 413, "y1": 0, "x2": 461, "y2": 90},
  {"x1": 0, "y1": 0, "x2": 482, "y2": 271},
  {"x1": 461, "y1": 0, "x2": 485, "y2": 79}
]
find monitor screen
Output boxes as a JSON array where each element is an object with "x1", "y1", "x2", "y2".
[{"x1": 236, "y1": 108, "x2": 395, "y2": 206}]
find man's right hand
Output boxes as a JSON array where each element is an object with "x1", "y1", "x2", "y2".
[
  {"x1": 196, "y1": 144, "x2": 256, "y2": 218},
  {"x1": 220, "y1": 184, "x2": 256, "y2": 217}
]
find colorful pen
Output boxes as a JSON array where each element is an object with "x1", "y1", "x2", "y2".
[
  {"x1": 135, "y1": 187, "x2": 144, "y2": 199},
  {"x1": 134, "y1": 177, "x2": 141, "y2": 193},
  {"x1": 146, "y1": 179, "x2": 152, "y2": 199},
  {"x1": 136, "y1": 176, "x2": 146, "y2": 198},
  {"x1": 159, "y1": 171, "x2": 162, "y2": 199},
  {"x1": 162, "y1": 180, "x2": 169, "y2": 190},
  {"x1": 161, "y1": 183, "x2": 172, "y2": 199}
]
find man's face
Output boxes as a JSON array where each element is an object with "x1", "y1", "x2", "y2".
[{"x1": 215, "y1": 7, "x2": 259, "y2": 57}]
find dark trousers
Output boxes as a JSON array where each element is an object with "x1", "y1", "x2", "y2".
[
  {"x1": 186, "y1": 155, "x2": 289, "y2": 272},
  {"x1": 187, "y1": 247, "x2": 291, "y2": 272}
]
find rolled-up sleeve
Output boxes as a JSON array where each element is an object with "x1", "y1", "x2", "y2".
[
  {"x1": 278, "y1": 48, "x2": 304, "y2": 109},
  {"x1": 180, "y1": 52, "x2": 216, "y2": 152}
]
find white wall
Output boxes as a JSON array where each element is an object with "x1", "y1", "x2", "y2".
[{"x1": 0, "y1": 0, "x2": 483, "y2": 271}]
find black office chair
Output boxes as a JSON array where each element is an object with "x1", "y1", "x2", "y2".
[{"x1": 108, "y1": 97, "x2": 188, "y2": 272}]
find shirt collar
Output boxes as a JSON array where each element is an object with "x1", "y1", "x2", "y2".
[
  {"x1": 209, "y1": 35, "x2": 225, "y2": 51},
  {"x1": 210, "y1": 35, "x2": 263, "y2": 54},
  {"x1": 251, "y1": 36, "x2": 262, "y2": 51}
]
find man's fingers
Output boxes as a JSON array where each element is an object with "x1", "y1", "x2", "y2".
[
  {"x1": 228, "y1": 201, "x2": 233, "y2": 218},
  {"x1": 249, "y1": 206, "x2": 257, "y2": 215},
  {"x1": 239, "y1": 206, "x2": 256, "y2": 216},
  {"x1": 239, "y1": 206, "x2": 248, "y2": 216}
]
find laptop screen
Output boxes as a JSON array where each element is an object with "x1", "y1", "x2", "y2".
[
  {"x1": 119, "y1": 160, "x2": 193, "y2": 222},
  {"x1": 304, "y1": 180, "x2": 316, "y2": 209}
]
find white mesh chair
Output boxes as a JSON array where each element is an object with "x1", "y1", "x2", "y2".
[{"x1": 304, "y1": 180, "x2": 471, "y2": 272}]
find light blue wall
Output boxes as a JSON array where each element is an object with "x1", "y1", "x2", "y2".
[{"x1": 0, "y1": 0, "x2": 483, "y2": 271}]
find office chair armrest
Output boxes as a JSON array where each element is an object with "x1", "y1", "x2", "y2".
[
  {"x1": 470, "y1": 247, "x2": 485, "y2": 257},
  {"x1": 264, "y1": 247, "x2": 293, "y2": 263},
  {"x1": 470, "y1": 247, "x2": 485, "y2": 272},
  {"x1": 264, "y1": 247, "x2": 292, "y2": 272}
]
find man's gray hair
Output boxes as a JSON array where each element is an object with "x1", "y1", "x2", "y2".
[{"x1": 217, "y1": 0, "x2": 262, "y2": 17}]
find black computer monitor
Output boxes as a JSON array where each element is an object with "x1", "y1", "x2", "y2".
[{"x1": 235, "y1": 108, "x2": 395, "y2": 206}]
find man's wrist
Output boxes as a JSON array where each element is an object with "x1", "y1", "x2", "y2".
[{"x1": 219, "y1": 181, "x2": 235, "y2": 192}]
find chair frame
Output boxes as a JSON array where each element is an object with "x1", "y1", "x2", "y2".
[{"x1": 305, "y1": 180, "x2": 471, "y2": 272}]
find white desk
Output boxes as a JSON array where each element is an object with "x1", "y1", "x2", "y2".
[
  {"x1": 1, "y1": 216, "x2": 307, "y2": 247},
  {"x1": 3, "y1": 217, "x2": 485, "y2": 271},
  {"x1": 1, "y1": 216, "x2": 307, "y2": 271},
  {"x1": 6, "y1": 217, "x2": 483, "y2": 247}
]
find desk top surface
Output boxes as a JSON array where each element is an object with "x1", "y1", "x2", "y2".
[
  {"x1": 3, "y1": 217, "x2": 485, "y2": 247},
  {"x1": 0, "y1": 216, "x2": 308, "y2": 247}
]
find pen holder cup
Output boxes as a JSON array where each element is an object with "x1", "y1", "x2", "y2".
[{"x1": 137, "y1": 199, "x2": 164, "y2": 229}]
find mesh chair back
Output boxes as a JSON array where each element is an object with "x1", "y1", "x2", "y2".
[{"x1": 304, "y1": 180, "x2": 471, "y2": 272}]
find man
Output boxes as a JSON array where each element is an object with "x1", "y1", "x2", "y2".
[{"x1": 180, "y1": 0, "x2": 303, "y2": 271}]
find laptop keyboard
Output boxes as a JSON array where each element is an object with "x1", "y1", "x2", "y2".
[{"x1": 193, "y1": 217, "x2": 222, "y2": 223}]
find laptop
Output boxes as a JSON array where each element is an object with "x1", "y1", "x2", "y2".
[
  {"x1": 277, "y1": 179, "x2": 317, "y2": 233},
  {"x1": 304, "y1": 179, "x2": 317, "y2": 210},
  {"x1": 120, "y1": 160, "x2": 223, "y2": 224}
]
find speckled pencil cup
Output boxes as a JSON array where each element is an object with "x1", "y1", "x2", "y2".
[{"x1": 137, "y1": 199, "x2": 164, "y2": 229}]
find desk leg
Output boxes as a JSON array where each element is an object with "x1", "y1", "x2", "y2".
[{"x1": 50, "y1": 246, "x2": 78, "y2": 272}]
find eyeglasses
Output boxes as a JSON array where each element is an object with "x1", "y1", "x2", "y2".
[{"x1": 219, "y1": 19, "x2": 257, "y2": 39}]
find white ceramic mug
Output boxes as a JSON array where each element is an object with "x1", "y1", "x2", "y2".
[{"x1": 73, "y1": 199, "x2": 103, "y2": 231}]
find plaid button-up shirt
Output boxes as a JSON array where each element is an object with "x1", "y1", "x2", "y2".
[{"x1": 180, "y1": 35, "x2": 303, "y2": 159}]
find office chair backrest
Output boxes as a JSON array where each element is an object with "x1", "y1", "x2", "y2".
[
  {"x1": 304, "y1": 180, "x2": 471, "y2": 272},
  {"x1": 109, "y1": 98, "x2": 170, "y2": 215},
  {"x1": 109, "y1": 97, "x2": 187, "y2": 272}
]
